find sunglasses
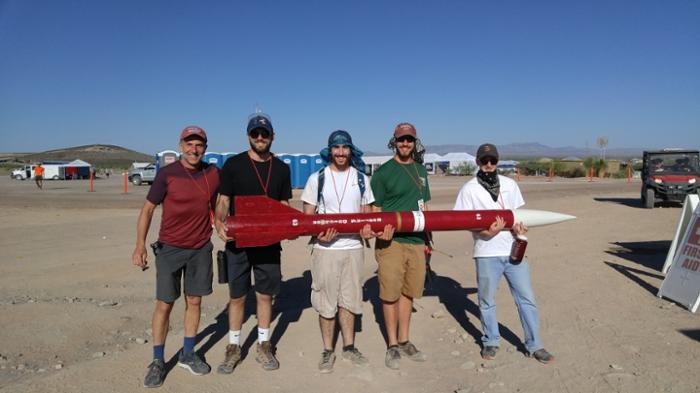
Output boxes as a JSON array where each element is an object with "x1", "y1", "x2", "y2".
[
  {"x1": 249, "y1": 129, "x2": 271, "y2": 139},
  {"x1": 396, "y1": 135, "x2": 416, "y2": 143},
  {"x1": 479, "y1": 157, "x2": 498, "y2": 166}
]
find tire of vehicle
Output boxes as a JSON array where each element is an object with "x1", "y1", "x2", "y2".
[
  {"x1": 13, "y1": 175, "x2": 24, "y2": 180},
  {"x1": 644, "y1": 188, "x2": 655, "y2": 209},
  {"x1": 52, "y1": 175, "x2": 59, "y2": 180},
  {"x1": 131, "y1": 175, "x2": 143, "y2": 186}
]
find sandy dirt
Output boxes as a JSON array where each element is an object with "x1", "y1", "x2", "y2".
[{"x1": 0, "y1": 174, "x2": 698, "y2": 393}]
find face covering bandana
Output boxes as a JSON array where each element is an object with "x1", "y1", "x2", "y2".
[{"x1": 476, "y1": 170, "x2": 500, "y2": 202}]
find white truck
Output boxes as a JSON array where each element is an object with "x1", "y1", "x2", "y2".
[{"x1": 11, "y1": 164, "x2": 65, "y2": 180}]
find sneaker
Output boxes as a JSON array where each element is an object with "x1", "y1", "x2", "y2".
[
  {"x1": 480, "y1": 346, "x2": 499, "y2": 360},
  {"x1": 217, "y1": 344, "x2": 242, "y2": 374},
  {"x1": 341, "y1": 347, "x2": 369, "y2": 366},
  {"x1": 398, "y1": 341, "x2": 427, "y2": 362},
  {"x1": 385, "y1": 346, "x2": 401, "y2": 370},
  {"x1": 178, "y1": 351, "x2": 211, "y2": 376},
  {"x1": 255, "y1": 341, "x2": 280, "y2": 370},
  {"x1": 528, "y1": 348, "x2": 554, "y2": 364},
  {"x1": 318, "y1": 350, "x2": 336, "y2": 373},
  {"x1": 143, "y1": 359, "x2": 165, "y2": 388}
]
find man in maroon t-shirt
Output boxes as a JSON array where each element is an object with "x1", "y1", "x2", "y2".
[{"x1": 132, "y1": 125, "x2": 220, "y2": 388}]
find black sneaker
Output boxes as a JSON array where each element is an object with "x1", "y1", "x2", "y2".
[
  {"x1": 528, "y1": 348, "x2": 554, "y2": 364},
  {"x1": 143, "y1": 359, "x2": 165, "y2": 388},
  {"x1": 178, "y1": 351, "x2": 211, "y2": 375},
  {"x1": 480, "y1": 346, "x2": 499, "y2": 360}
]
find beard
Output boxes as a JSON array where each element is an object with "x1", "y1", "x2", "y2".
[{"x1": 249, "y1": 140, "x2": 271, "y2": 156}]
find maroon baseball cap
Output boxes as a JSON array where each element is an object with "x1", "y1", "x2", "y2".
[
  {"x1": 394, "y1": 122, "x2": 417, "y2": 138},
  {"x1": 179, "y1": 125, "x2": 207, "y2": 142}
]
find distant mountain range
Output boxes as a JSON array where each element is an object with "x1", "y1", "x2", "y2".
[{"x1": 368, "y1": 143, "x2": 646, "y2": 159}]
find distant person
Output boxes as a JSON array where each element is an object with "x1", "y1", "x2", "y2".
[
  {"x1": 674, "y1": 157, "x2": 692, "y2": 172},
  {"x1": 370, "y1": 122, "x2": 431, "y2": 370},
  {"x1": 651, "y1": 159, "x2": 664, "y2": 173},
  {"x1": 34, "y1": 163, "x2": 44, "y2": 189},
  {"x1": 214, "y1": 113, "x2": 292, "y2": 374},
  {"x1": 131, "y1": 126, "x2": 220, "y2": 388},
  {"x1": 300, "y1": 130, "x2": 376, "y2": 373},
  {"x1": 453, "y1": 143, "x2": 554, "y2": 364}
]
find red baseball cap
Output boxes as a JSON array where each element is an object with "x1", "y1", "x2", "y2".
[
  {"x1": 394, "y1": 122, "x2": 417, "y2": 138},
  {"x1": 179, "y1": 125, "x2": 207, "y2": 142}
]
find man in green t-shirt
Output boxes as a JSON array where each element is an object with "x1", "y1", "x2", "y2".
[{"x1": 370, "y1": 122, "x2": 431, "y2": 370}]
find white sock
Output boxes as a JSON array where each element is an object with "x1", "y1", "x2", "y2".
[
  {"x1": 258, "y1": 327, "x2": 270, "y2": 343},
  {"x1": 228, "y1": 330, "x2": 241, "y2": 345}
]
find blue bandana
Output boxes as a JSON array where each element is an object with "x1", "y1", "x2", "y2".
[{"x1": 319, "y1": 130, "x2": 366, "y2": 173}]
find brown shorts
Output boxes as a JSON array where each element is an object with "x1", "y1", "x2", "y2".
[{"x1": 374, "y1": 240, "x2": 426, "y2": 302}]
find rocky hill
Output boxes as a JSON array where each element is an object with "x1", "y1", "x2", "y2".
[{"x1": 1, "y1": 144, "x2": 153, "y2": 169}]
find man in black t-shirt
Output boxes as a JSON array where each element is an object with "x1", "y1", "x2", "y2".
[{"x1": 214, "y1": 113, "x2": 292, "y2": 374}]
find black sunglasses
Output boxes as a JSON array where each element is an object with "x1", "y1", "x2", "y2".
[
  {"x1": 249, "y1": 129, "x2": 271, "y2": 139},
  {"x1": 479, "y1": 157, "x2": 498, "y2": 165},
  {"x1": 396, "y1": 135, "x2": 416, "y2": 143}
]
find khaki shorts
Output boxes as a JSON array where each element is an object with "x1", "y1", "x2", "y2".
[
  {"x1": 310, "y1": 248, "x2": 364, "y2": 318},
  {"x1": 375, "y1": 240, "x2": 426, "y2": 302}
]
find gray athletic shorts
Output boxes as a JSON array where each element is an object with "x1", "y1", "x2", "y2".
[
  {"x1": 155, "y1": 241, "x2": 213, "y2": 302},
  {"x1": 311, "y1": 248, "x2": 364, "y2": 318}
]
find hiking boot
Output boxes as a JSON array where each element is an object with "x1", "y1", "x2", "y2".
[
  {"x1": 385, "y1": 346, "x2": 401, "y2": 370},
  {"x1": 177, "y1": 351, "x2": 211, "y2": 376},
  {"x1": 217, "y1": 344, "x2": 242, "y2": 374},
  {"x1": 143, "y1": 359, "x2": 165, "y2": 388},
  {"x1": 318, "y1": 350, "x2": 335, "y2": 373},
  {"x1": 398, "y1": 341, "x2": 427, "y2": 362},
  {"x1": 480, "y1": 346, "x2": 499, "y2": 360},
  {"x1": 528, "y1": 348, "x2": 554, "y2": 364},
  {"x1": 341, "y1": 347, "x2": 369, "y2": 367},
  {"x1": 255, "y1": 341, "x2": 280, "y2": 370}
]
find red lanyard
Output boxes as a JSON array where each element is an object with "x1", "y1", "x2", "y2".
[
  {"x1": 181, "y1": 161, "x2": 214, "y2": 224},
  {"x1": 249, "y1": 154, "x2": 273, "y2": 196}
]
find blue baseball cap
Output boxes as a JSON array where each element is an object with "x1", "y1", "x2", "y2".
[{"x1": 247, "y1": 115, "x2": 273, "y2": 134}]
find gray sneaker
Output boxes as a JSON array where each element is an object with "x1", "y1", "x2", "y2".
[
  {"x1": 255, "y1": 341, "x2": 280, "y2": 370},
  {"x1": 341, "y1": 347, "x2": 369, "y2": 366},
  {"x1": 217, "y1": 344, "x2": 242, "y2": 374},
  {"x1": 385, "y1": 346, "x2": 401, "y2": 370},
  {"x1": 143, "y1": 359, "x2": 165, "y2": 388},
  {"x1": 318, "y1": 350, "x2": 335, "y2": 373},
  {"x1": 528, "y1": 348, "x2": 554, "y2": 364},
  {"x1": 398, "y1": 341, "x2": 427, "y2": 362},
  {"x1": 178, "y1": 351, "x2": 211, "y2": 376},
  {"x1": 480, "y1": 345, "x2": 499, "y2": 360}
]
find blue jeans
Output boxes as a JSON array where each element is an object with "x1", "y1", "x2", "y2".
[{"x1": 475, "y1": 256, "x2": 543, "y2": 353}]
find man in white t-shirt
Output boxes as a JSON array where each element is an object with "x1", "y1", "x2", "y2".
[
  {"x1": 453, "y1": 143, "x2": 554, "y2": 364},
  {"x1": 301, "y1": 130, "x2": 376, "y2": 373}
]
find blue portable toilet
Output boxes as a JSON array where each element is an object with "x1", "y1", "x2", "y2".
[
  {"x1": 204, "y1": 152, "x2": 223, "y2": 168},
  {"x1": 156, "y1": 150, "x2": 180, "y2": 171},
  {"x1": 278, "y1": 154, "x2": 295, "y2": 188},
  {"x1": 296, "y1": 154, "x2": 312, "y2": 189},
  {"x1": 311, "y1": 154, "x2": 325, "y2": 173}
]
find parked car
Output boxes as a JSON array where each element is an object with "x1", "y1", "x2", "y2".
[{"x1": 127, "y1": 164, "x2": 157, "y2": 186}]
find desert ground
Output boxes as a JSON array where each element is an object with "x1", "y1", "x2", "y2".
[{"x1": 0, "y1": 174, "x2": 698, "y2": 393}]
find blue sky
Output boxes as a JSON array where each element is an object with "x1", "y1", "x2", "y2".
[{"x1": 1, "y1": 0, "x2": 698, "y2": 155}]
